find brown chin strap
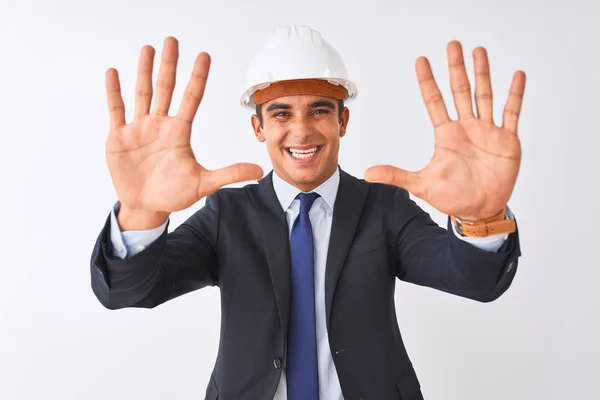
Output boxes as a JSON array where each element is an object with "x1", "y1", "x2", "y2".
[{"x1": 253, "y1": 78, "x2": 347, "y2": 105}]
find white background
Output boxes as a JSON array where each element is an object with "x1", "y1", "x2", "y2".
[{"x1": 1, "y1": 0, "x2": 598, "y2": 399}]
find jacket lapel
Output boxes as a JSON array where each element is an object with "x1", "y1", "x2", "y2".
[
  {"x1": 324, "y1": 168, "x2": 369, "y2": 331},
  {"x1": 247, "y1": 172, "x2": 292, "y2": 340}
]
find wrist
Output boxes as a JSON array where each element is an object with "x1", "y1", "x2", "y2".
[
  {"x1": 117, "y1": 206, "x2": 170, "y2": 231},
  {"x1": 453, "y1": 208, "x2": 506, "y2": 223},
  {"x1": 451, "y1": 207, "x2": 515, "y2": 238}
]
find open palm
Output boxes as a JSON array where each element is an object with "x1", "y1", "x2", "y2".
[
  {"x1": 105, "y1": 37, "x2": 263, "y2": 214},
  {"x1": 365, "y1": 41, "x2": 526, "y2": 221}
]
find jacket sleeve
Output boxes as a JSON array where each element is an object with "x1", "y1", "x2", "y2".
[
  {"x1": 393, "y1": 188, "x2": 521, "y2": 303},
  {"x1": 90, "y1": 192, "x2": 221, "y2": 310}
]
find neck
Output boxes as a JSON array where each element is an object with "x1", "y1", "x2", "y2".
[{"x1": 276, "y1": 165, "x2": 338, "y2": 192}]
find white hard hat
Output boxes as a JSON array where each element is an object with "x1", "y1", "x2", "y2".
[{"x1": 240, "y1": 25, "x2": 358, "y2": 110}]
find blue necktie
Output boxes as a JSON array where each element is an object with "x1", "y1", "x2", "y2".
[{"x1": 287, "y1": 192, "x2": 320, "y2": 400}]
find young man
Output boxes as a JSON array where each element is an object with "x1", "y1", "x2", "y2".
[{"x1": 92, "y1": 25, "x2": 525, "y2": 399}]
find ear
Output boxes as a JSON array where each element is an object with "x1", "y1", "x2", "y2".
[
  {"x1": 339, "y1": 107, "x2": 350, "y2": 138},
  {"x1": 251, "y1": 114, "x2": 265, "y2": 142}
]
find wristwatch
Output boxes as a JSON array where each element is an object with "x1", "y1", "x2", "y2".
[{"x1": 451, "y1": 207, "x2": 516, "y2": 238}]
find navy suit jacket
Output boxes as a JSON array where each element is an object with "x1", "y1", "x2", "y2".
[{"x1": 90, "y1": 167, "x2": 521, "y2": 400}]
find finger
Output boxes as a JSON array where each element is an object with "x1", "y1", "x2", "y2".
[
  {"x1": 177, "y1": 52, "x2": 211, "y2": 124},
  {"x1": 416, "y1": 57, "x2": 451, "y2": 128},
  {"x1": 152, "y1": 37, "x2": 179, "y2": 116},
  {"x1": 473, "y1": 47, "x2": 494, "y2": 123},
  {"x1": 447, "y1": 41, "x2": 475, "y2": 120},
  {"x1": 134, "y1": 45, "x2": 155, "y2": 118},
  {"x1": 502, "y1": 70, "x2": 526, "y2": 135},
  {"x1": 364, "y1": 165, "x2": 424, "y2": 198},
  {"x1": 105, "y1": 68, "x2": 125, "y2": 130},
  {"x1": 199, "y1": 163, "x2": 264, "y2": 196}
]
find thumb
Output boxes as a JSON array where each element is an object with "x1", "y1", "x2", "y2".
[
  {"x1": 199, "y1": 163, "x2": 264, "y2": 197},
  {"x1": 364, "y1": 165, "x2": 424, "y2": 197}
]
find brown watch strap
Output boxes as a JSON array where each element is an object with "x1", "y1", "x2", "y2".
[{"x1": 451, "y1": 208, "x2": 516, "y2": 238}]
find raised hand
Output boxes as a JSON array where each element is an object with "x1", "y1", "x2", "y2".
[
  {"x1": 365, "y1": 41, "x2": 526, "y2": 221},
  {"x1": 105, "y1": 37, "x2": 264, "y2": 218}
]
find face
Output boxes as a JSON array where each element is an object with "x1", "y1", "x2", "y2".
[{"x1": 251, "y1": 95, "x2": 350, "y2": 192}]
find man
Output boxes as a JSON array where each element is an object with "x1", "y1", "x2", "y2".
[{"x1": 91, "y1": 25, "x2": 525, "y2": 399}]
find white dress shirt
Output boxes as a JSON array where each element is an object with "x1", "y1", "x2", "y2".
[{"x1": 109, "y1": 168, "x2": 511, "y2": 399}]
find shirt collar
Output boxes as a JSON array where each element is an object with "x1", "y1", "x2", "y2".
[{"x1": 272, "y1": 166, "x2": 340, "y2": 212}]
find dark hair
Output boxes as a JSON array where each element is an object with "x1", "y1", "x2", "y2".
[{"x1": 255, "y1": 99, "x2": 345, "y2": 128}]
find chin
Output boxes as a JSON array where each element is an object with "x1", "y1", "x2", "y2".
[
  {"x1": 293, "y1": 166, "x2": 335, "y2": 189},
  {"x1": 290, "y1": 170, "x2": 319, "y2": 183},
  {"x1": 275, "y1": 149, "x2": 335, "y2": 188}
]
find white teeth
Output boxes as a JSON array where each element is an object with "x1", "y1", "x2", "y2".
[{"x1": 289, "y1": 147, "x2": 318, "y2": 159}]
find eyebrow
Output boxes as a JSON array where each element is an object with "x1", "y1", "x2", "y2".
[
  {"x1": 266, "y1": 103, "x2": 292, "y2": 112},
  {"x1": 309, "y1": 100, "x2": 336, "y2": 110}
]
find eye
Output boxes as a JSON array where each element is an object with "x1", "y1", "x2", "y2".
[
  {"x1": 273, "y1": 112, "x2": 290, "y2": 117},
  {"x1": 312, "y1": 109, "x2": 330, "y2": 115}
]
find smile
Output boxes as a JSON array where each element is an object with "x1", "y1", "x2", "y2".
[{"x1": 286, "y1": 146, "x2": 322, "y2": 161}]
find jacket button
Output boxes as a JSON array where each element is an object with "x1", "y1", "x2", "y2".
[{"x1": 273, "y1": 357, "x2": 282, "y2": 369}]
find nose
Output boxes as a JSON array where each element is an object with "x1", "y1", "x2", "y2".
[{"x1": 288, "y1": 115, "x2": 315, "y2": 140}]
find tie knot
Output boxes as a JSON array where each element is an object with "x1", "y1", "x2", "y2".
[{"x1": 296, "y1": 192, "x2": 320, "y2": 214}]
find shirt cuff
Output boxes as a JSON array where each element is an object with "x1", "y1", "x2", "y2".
[
  {"x1": 109, "y1": 204, "x2": 169, "y2": 259},
  {"x1": 450, "y1": 207, "x2": 515, "y2": 253}
]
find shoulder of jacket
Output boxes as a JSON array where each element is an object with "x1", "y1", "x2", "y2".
[
  {"x1": 354, "y1": 176, "x2": 407, "y2": 197},
  {"x1": 211, "y1": 181, "x2": 260, "y2": 202}
]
